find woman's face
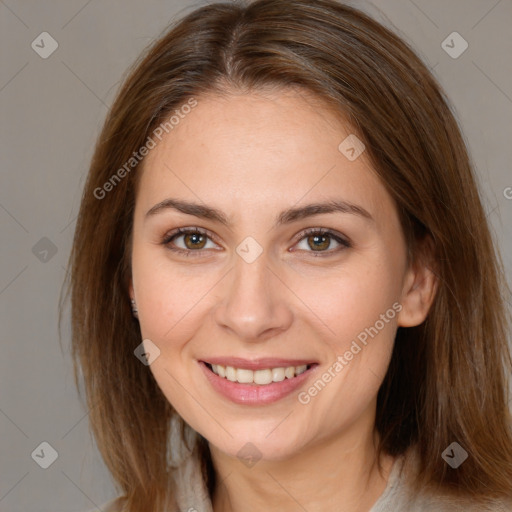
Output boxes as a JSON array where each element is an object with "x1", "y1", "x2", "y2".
[{"x1": 130, "y1": 89, "x2": 426, "y2": 461}]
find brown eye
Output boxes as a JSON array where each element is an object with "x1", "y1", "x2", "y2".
[
  {"x1": 183, "y1": 232, "x2": 207, "y2": 250},
  {"x1": 307, "y1": 233, "x2": 331, "y2": 251},
  {"x1": 294, "y1": 229, "x2": 351, "y2": 255},
  {"x1": 162, "y1": 227, "x2": 218, "y2": 256}
]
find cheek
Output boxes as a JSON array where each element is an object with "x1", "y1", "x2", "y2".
[
  {"x1": 131, "y1": 247, "x2": 201, "y2": 341},
  {"x1": 133, "y1": 244, "x2": 403, "y2": 350},
  {"x1": 291, "y1": 254, "x2": 402, "y2": 351},
  {"x1": 296, "y1": 263, "x2": 400, "y2": 427}
]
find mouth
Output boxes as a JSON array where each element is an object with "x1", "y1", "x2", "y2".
[
  {"x1": 199, "y1": 359, "x2": 319, "y2": 405},
  {"x1": 204, "y1": 362, "x2": 316, "y2": 385}
]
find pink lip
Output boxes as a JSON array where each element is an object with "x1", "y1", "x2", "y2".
[
  {"x1": 199, "y1": 361, "x2": 319, "y2": 405},
  {"x1": 202, "y1": 357, "x2": 317, "y2": 371}
]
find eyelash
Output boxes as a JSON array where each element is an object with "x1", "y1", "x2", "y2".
[{"x1": 161, "y1": 227, "x2": 351, "y2": 258}]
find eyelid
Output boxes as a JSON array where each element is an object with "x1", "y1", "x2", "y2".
[
  {"x1": 162, "y1": 226, "x2": 351, "y2": 256},
  {"x1": 290, "y1": 227, "x2": 350, "y2": 248},
  {"x1": 162, "y1": 226, "x2": 222, "y2": 251}
]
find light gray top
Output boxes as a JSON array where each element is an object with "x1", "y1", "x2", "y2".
[{"x1": 89, "y1": 422, "x2": 512, "y2": 512}]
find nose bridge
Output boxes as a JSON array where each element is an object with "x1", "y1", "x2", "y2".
[
  {"x1": 232, "y1": 248, "x2": 271, "y2": 298},
  {"x1": 213, "y1": 243, "x2": 292, "y2": 340}
]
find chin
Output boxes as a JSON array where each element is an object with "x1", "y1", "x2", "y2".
[{"x1": 200, "y1": 421, "x2": 309, "y2": 463}]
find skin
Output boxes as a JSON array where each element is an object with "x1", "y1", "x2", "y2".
[{"x1": 129, "y1": 88, "x2": 437, "y2": 512}]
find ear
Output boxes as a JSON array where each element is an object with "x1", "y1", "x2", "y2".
[
  {"x1": 128, "y1": 280, "x2": 135, "y2": 301},
  {"x1": 397, "y1": 235, "x2": 438, "y2": 328}
]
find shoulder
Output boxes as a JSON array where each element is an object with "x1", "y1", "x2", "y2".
[
  {"x1": 375, "y1": 481, "x2": 512, "y2": 511},
  {"x1": 84, "y1": 496, "x2": 123, "y2": 512},
  {"x1": 82, "y1": 495, "x2": 184, "y2": 512},
  {"x1": 402, "y1": 496, "x2": 512, "y2": 511},
  {"x1": 371, "y1": 452, "x2": 512, "y2": 512}
]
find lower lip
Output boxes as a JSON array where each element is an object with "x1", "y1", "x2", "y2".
[{"x1": 199, "y1": 361, "x2": 318, "y2": 405}]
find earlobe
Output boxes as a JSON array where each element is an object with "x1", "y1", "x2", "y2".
[
  {"x1": 130, "y1": 298, "x2": 139, "y2": 319},
  {"x1": 128, "y1": 281, "x2": 139, "y2": 319},
  {"x1": 397, "y1": 237, "x2": 438, "y2": 328}
]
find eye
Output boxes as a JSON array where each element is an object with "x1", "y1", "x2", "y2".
[
  {"x1": 293, "y1": 228, "x2": 351, "y2": 256},
  {"x1": 162, "y1": 227, "x2": 219, "y2": 256},
  {"x1": 162, "y1": 227, "x2": 351, "y2": 257}
]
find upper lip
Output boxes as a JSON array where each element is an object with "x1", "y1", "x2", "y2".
[{"x1": 201, "y1": 357, "x2": 318, "y2": 370}]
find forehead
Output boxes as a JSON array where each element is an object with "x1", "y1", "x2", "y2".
[{"x1": 136, "y1": 89, "x2": 393, "y2": 221}]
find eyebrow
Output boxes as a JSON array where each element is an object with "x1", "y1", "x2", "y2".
[{"x1": 145, "y1": 198, "x2": 373, "y2": 227}]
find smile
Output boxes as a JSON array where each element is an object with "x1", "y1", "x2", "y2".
[
  {"x1": 199, "y1": 359, "x2": 319, "y2": 405},
  {"x1": 207, "y1": 363, "x2": 310, "y2": 385}
]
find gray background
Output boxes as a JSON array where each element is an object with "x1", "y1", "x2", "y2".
[{"x1": 1, "y1": 0, "x2": 511, "y2": 510}]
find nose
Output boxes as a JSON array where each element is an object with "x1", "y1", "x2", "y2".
[{"x1": 213, "y1": 252, "x2": 293, "y2": 342}]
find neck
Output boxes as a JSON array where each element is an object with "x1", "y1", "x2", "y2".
[{"x1": 209, "y1": 413, "x2": 395, "y2": 512}]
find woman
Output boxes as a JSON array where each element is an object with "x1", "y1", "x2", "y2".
[{"x1": 65, "y1": 0, "x2": 512, "y2": 510}]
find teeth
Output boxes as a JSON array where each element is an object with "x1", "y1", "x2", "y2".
[
  {"x1": 209, "y1": 363, "x2": 310, "y2": 385},
  {"x1": 226, "y1": 366, "x2": 237, "y2": 382},
  {"x1": 295, "y1": 365, "x2": 307, "y2": 375},
  {"x1": 254, "y1": 369, "x2": 272, "y2": 385},
  {"x1": 236, "y1": 368, "x2": 253, "y2": 384},
  {"x1": 272, "y1": 367, "x2": 285, "y2": 382}
]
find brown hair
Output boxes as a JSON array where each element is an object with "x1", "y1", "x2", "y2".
[{"x1": 62, "y1": 0, "x2": 512, "y2": 510}]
